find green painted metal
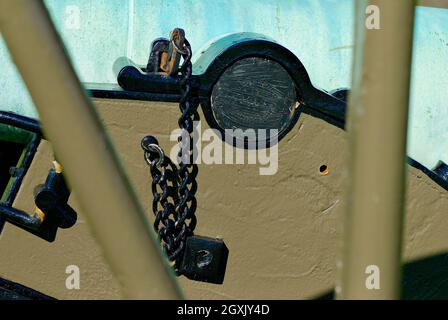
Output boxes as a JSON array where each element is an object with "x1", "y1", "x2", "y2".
[{"x1": 0, "y1": 125, "x2": 32, "y2": 144}]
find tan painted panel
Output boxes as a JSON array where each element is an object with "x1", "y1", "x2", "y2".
[{"x1": 0, "y1": 99, "x2": 447, "y2": 299}]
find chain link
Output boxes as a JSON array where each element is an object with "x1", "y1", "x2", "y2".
[{"x1": 143, "y1": 38, "x2": 199, "y2": 272}]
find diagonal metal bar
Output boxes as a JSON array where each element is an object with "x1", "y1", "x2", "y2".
[{"x1": 0, "y1": 0, "x2": 182, "y2": 299}]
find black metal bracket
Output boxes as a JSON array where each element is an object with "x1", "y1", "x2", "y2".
[
  {"x1": 112, "y1": 37, "x2": 448, "y2": 192},
  {"x1": 0, "y1": 113, "x2": 41, "y2": 235},
  {"x1": 0, "y1": 112, "x2": 76, "y2": 242},
  {"x1": 34, "y1": 163, "x2": 77, "y2": 230},
  {"x1": 115, "y1": 38, "x2": 346, "y2": 148}
]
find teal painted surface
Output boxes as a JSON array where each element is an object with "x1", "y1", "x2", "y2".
[
  {"x1": 0, "y1": 36, "x2": 37, "y2": 120},
  {"x1": 0, "y1": 1, "x2": 447, "y2": 170},
  {"x1": 191, "y1": 32, "x2": 275, "y2": 75},
  {"x1": 408, "y1": 7, "x2": 448, "y2": 171}
]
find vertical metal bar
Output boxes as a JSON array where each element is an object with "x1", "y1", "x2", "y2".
[
  {"x1": 338, "y1": 0, "x2": 416, "y2": 299},
  {"x1": 0, "y1": 0, "x2": 182, "y2": 299}
]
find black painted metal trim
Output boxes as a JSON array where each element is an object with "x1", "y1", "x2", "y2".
[
  {"x1": 87, "y1": 83, "x2": 181, "y2": 102},
  {"x1": 100, "y1": 39, "x2": 446, "y2": 192},
  {"x1": 198, "y1": 40, "x2": 346, "y2": 122},
  {"x1": 0, "y1": 277, "x2": 55, "y2": 300},
  {"x1": 4, "y1": 134, "x2": 40, "y2": 206},
  {"x1": 0, "y1": 113, "x2": 44, "y2": 237},
  {"x1": 112, "y1": 40, "x2": 345, "y2": 149},
  {"x1": 90, "y1": 88, "x2": 181, "y2": 102},
  {"x1": 0, "y1": 111, "x2": 41, "y2": 136},
  {"x1": 408, "y1": 158, "x2": 448, "y2": 191}
]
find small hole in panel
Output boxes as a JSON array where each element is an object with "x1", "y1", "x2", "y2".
[{"x1": 319, "y1": 165, "x2": 329, "y2": 176}]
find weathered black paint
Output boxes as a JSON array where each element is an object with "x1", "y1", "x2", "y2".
[
  {"x1": 433, "y1": 162, "x2": 448, "y2": 183},
  {"x1": 0, "y1": 112, "x2": 77, "y2": 241},
  {"x1": 34, "y1": 166, "x2": 77, "y2": 229},
  {"x1": 0, "y1": 277, "x2": 55, "y2": 300},
  {"x1": 110, "y1": 39, "x2": 446, "y2": 192},
  {"x1": 179, "y1": 235, "x2": 229, "y2": 284},
  {"x1": 114, "y1": 39, "x2": 345, "y2": 147},
  {"x1": 210, "y1": 57, "x2": 297, "y2": 143},
  {"x1": 0, "y1": 111, "x2": 41, "y2": 136}
]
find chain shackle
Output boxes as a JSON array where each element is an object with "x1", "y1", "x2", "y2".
[
  {"x1": 142, "y1": 32, "x2": 200, "y2": 272},
  {"x1": 141, "y1": 136, "x2": 165, "y2": 168}
]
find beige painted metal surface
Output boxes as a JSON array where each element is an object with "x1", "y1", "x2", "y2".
[
  {"x1": 0, "y1": 0, "x2": 181, "y2": 299},
  {"x1": 339, "y1": 0, "x2": 416, "y2": 299},
  {"x1": 418, "y1": 0, "x2": 448, "y2": 9},
  {"x1": 0, "y1": 99, "x2": 447, "y2": 299}
]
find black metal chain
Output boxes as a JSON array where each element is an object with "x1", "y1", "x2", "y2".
[{"x1": 142, "y1": 39, "x2": 199, "y2": 272}]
